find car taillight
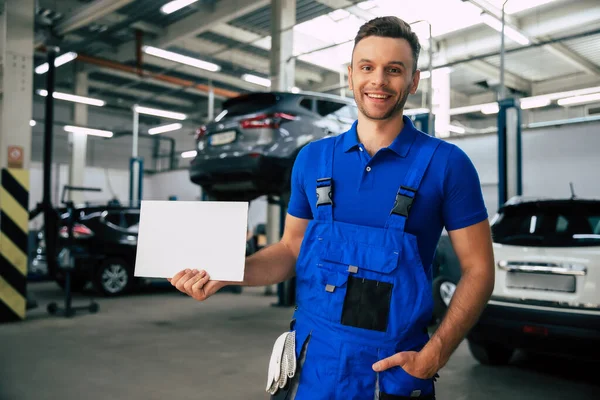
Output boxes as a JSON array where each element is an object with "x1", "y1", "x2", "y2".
[
  {"x1": 59, "y1": 223, "x2": 94, "y2": 239},
  {"x1": 240, "y1": 113, "x2": 296, "y2": 129},
  {"x1": 194, "y1": 126, "x2": 207, "y2": 140}
]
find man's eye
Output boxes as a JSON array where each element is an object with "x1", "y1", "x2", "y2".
[
  {"x1": 361, "y1": 66, "x2": 372, "y2": 71},
  {"x1": 388, "y1": 68, "x2": 400, "y2": 73}
]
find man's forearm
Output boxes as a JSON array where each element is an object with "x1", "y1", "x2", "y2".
[
  {"x1": 423, "y1": 267, "x2": 494, "y2": 369},
  {"x1": 240, "y1": 241, "x2": 297, "y2": 287}
]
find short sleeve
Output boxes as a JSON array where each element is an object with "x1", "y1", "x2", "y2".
[
  {"x1": 287, "y1": 144, "x2": 313, "y2": 219},
  {"x1": 442, "y1": 145, "x2": 488, "y2": 231}
]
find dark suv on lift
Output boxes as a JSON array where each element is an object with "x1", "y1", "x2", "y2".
[{"x1": 189, "y1": 91, "x2": 357, "y2": 201}]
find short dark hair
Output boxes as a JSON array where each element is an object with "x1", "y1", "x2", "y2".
[{"x1": 353, "y1": 16, "x2": 421, "y2": 72}]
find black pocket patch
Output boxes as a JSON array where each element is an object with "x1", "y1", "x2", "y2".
[{"x1": 341, "y1": 275, "x2": 393, "y2": 332}]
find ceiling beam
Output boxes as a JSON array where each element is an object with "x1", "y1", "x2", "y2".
[
  {"x1": 464, "y1": 59, "x2": 532, "y2": 94},
  {"x1": 87, "y1": 80, "x2": 198, "y2": 110},
  {"x1": 541, "y1": 40, "x2": 600, "y2": 76},
  {"x1": 178, "y1": 36, "x2": 324, "y2": 84},
  {"x1": 442, "y1": 0, "x2": 600, "y2": 63},
  {"x1": 54, "y1": 0, "x2": 134, "y2": 37},
  {"x1": 87, "y1": 67, "x2": 224, "y2": 100},
  {"x1": 140, "y1": 54, "x2": 265, "y2": 92},
  {"x1": 154, "y1": 0, "x2": 270, "y2": 49},
  {"x1": 468, "y1": 0, "x2": 600, "y2": 77}
]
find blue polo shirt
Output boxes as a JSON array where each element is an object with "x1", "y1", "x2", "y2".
[{"x1": 287, "y1": 116, "x2": 488, "y2": 269}]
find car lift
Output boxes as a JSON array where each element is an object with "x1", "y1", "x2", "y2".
[{"x1": 47, "y1": 185, "x2": 101, "y2": 318}]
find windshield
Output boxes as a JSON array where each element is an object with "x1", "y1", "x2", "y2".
[
  {"x1": 216, "y1": 93, "x2": 279, "y2": 120},
  {"x1": 491, "y1": 202, "x2": 600, "y2": 247}
]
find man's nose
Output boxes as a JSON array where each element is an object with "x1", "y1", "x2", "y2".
[{"x1": 370, "y1": 69, "x2": 388, "y2": 87}]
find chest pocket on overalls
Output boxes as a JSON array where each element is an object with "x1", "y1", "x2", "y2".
[{"x1": 318, "y1": 238, "x2": 401, "y2": 333}]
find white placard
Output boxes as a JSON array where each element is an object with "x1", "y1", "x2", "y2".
[{"x1": 134, "y1": 200, "x2": 249, "y2": 281}]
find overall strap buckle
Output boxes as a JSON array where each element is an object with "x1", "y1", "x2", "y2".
[
  {"x1": 391, "y1": 185, "x2": 416, "y2": 217},
  {"x1": 316, "y1": 177, "x2": 333, "y2": 207}
]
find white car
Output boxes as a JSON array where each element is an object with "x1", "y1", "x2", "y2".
[{"x1": 466, "y1": 196, "x2": 600, "y2": 364}]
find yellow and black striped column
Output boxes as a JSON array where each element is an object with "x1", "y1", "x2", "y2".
[{"x1": 0, "y1": 168, "x2": 29, "y2": 322}]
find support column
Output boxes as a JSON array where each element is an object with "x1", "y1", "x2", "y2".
[
  {"x1": 208, "y1": 80, "x2": 215, "y2": 121},
  {"x1": 69, "y1": 70, "x2": 88, "y2": 204},
  {"x1": 267, "y1": 0, "x2": 295, "y2": 303},
  {"x1": 431, "y1": 45, "x2": 450, "y2": 138},
  {"x1": 270, "y1": 0, "x2": 296, "y2": 92},
  {"x1": 0, "y1": 0, "x2": 35, "y2": 323}
]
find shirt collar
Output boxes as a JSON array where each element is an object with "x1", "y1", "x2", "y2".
[{"x1": 342, "y1": 115, "x2": 419, "y2": 157}]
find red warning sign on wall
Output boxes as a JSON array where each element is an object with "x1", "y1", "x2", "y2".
[{"x1": 7, "y1": 146, "x2": 24, "y2": 169}]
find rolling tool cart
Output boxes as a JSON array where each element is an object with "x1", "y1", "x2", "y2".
[{"x1": 47, "y1": 186, "x2": 101, "y2": 318}]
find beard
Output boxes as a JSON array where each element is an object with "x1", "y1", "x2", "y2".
[{"x1": 353, "y1": 83, "x2": 411, "y2": 121}]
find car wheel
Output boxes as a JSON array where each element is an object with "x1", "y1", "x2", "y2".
[
  {"x1": 432, "y1": 276, "x2": 456, "y2": 321},
  {"x1": 94, "y1": 258, "x2": 133, "y2": 297},
  {"x1": 467, "y1": 339, "x2": 514, "y2": 365}
]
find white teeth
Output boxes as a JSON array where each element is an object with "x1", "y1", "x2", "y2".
[{"x1": 367, "y1": 94, "x2": 388, "y2": 99}]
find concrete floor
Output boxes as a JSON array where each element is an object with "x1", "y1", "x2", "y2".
[{"x1": 1, "y1": 282, "x2": 598, "y2": 400}]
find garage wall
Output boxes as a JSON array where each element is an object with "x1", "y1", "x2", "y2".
[
  {"x1": 29, "y1": 162, "x2": 153, "y2": 229},
  {"x1": 447, "y1": 120, "x2": 600, "y2": 215},
  {"x1": 144, "y1": 169, "x2": 202, "y2": 201}
]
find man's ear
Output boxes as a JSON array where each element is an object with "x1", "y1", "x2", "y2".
[
  {"x1": 410, "y1": 69, "x2": 420, "y2": 95},
  {"x1": 347, "y1": 64, "x2": 353, "y2": 90}
]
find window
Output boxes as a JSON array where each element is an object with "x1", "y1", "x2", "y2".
[
  {"x1": 219, "y1": 93, "x2": 280, "y2": 119},
  {"x1": 491, "y1": 202, "x2": 600, "y2": 247},
  {"x1": 316, "y1": 100, "x2": 346, "y2": 117},
  {"x1": 299, "y1": 98, "x2": 313, "y2": 112}
]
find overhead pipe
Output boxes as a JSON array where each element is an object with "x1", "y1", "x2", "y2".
[{"x1": 74, "y1": 54, "x2": 241, "y2": 98}]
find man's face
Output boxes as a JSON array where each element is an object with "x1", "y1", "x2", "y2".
[{"x1": 348, "y1": 36, "x2": 420, "y2": 121}]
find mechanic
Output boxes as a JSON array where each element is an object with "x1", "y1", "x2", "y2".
[{"x1": 169, "y1": 16, "x2": 495, "y2": 400}]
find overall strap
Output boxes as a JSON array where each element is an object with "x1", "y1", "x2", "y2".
[
  {"x1": 386, "y1": 134, "x2": 442, "y2": 231},
  {"x1": 314, "y1": 137, "x2": 336, "y2": 222}
]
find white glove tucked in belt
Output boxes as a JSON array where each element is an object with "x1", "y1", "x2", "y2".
[{"x1": 266, "y1": 331, "x2": 296, "y2": 395}]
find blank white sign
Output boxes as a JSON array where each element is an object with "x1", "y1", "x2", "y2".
[{"x1": 134, "y1": 200, "x2": 249, "y2": 282}]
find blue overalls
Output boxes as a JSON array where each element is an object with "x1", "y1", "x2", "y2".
[{"x1": 279, "y1": 131, "x2": 441, "y2": 400}]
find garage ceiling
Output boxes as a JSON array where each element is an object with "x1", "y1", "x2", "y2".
[{"x1": 33, "y1": 0, "x2": 600, "y2": 122}]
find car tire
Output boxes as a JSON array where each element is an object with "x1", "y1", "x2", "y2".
[
  {"x1": 467, "y1": 339, "x2": 514, "y2": 365},
  {"x1": 93, "y1": 257, "x2": 134, "y2": 297},
  {"x1": 432, "y1": 276, "x2": 456, "y2": 322}
]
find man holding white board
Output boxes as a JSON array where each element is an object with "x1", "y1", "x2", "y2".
[{"x1": 168, "y1": 16, "x2": 494, "y2": 400}]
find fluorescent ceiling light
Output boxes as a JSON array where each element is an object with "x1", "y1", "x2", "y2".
[
  {"x1": 521, "y1": 98, "x2": 551, "y2": 110},
  {"x1": 480, "y1": 13, "x2": 530, "y2": 45},
  {"x1": 242, "y1": 74, "x2": 271, "y2": 87},
  {"x1": 64, "y1": 125, "x2": 113, "y2": 138},
  {"x1": 134, "y1": 105, "x2": 187, "y2": 120},
  {"x1": 181, "y1": 150, "x2": 197, "y2": 159},
  {"x1": 148, "y1": 123, "x2": 183, "y2": 135},
  {"x1": 557, "y1": 93, "x2": 600, "y2": 106},
  {"x1": 30, "y1": 120, "x2": 36, "y2": 127},
  {"x1": 143, "y1": 46, "x2": 220, "y2": 72},
  {"x1": 481, "y1": 103, "x2": 500, "y2": 114},
  {"x1": 160, "y1": 0, "x2": 198, "y2": 14},
  {"x1": 450, "y1": 86, "x2": 600, "y2": 116},
  {"x1": 404, "y1": 108, "x2": 430, "y2": 116},
  {"x1": 35, "y1": 52, "x2": 78, "y2": 74},
  {"x1": 448, "y1": 125, "x2": 466, "y2": 134},
  {"x1": 37, "y1": 89, "x2": 105, "y2": 107}
]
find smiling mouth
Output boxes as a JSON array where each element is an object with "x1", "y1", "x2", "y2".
[{"x1": 365, "y1": 93, "x2": 392, "y2": 100}]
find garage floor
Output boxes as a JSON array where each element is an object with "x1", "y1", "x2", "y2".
[{"x1": 1, "y1": 282, "x2": 598, "y2": 400}]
